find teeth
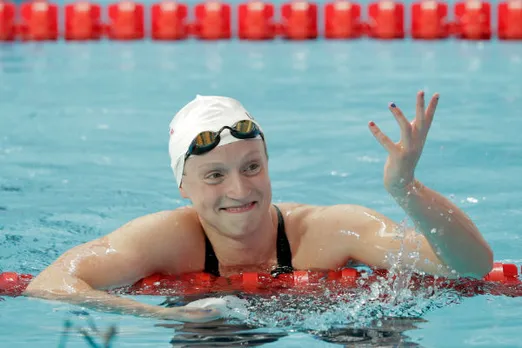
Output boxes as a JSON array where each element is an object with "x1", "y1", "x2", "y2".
[{"x1": 226, "y1": 203, "x2": 253, "y2": 210}]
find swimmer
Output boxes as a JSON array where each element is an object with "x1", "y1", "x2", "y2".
[{"x1": 24, "y1": 92, "x2": 493, "y2": 323}]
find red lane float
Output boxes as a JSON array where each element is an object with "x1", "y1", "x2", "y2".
[
  {"x1": 151, "y1": 1, "x2": 189, "y2": 40},
  {"x1": 454, "y1": 0, "x2": 491, "y2": 40},
  {"x1": 193, "y1": 1, "x2": 231, "y2": 40},
  {"x1": 238, "y1": 1, "x2": 276, "y2": 40},
  {"x1": 280, "y1": 1, "x2": 318, "y2": 40},
  {"x1": 411, "y1": 0, "x2": 450, "y2": 39},
  {"x1": 65, "y1": 1, "x2": 102, "y2": 40},
  {"x1": 324, "y1": 0, "x2": 364, "y2": 39},
  {"x1": 367, "y1": 0, "x2": 405, "y2": 39},
  {"x1": 107, "y1": 1, "x2": 145, "y2": 40},
  {"x1": 19, "y1": 0, "x2": 59, "y2": 41},
  {"x1": 0, "y1": 0, "x2": 16, "y2": 41},
  {"x1": 2, "y1": 262, "x2": 522, "y2": 298},
  {"x1": 498, "y1": 0, "x2": 522, "y2": 40}
]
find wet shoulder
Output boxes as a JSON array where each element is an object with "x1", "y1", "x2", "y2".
[
  {"x1": 123, "y1": 207, "x2": 207, "y2": 274},
  {"x1": 273, "y1": 203, "x2": 314, "y2": 237},
  {"x1": 275, "y1": 203, "x2": 370, "y2": 238}
]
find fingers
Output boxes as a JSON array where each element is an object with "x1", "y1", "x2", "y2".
[
  {"x1": 174, "y1": 307, "x2": 222, "y2": 322},
  {"x1": 370, "y1": 93, "x2": 439, "y2": 152},
  {"x1": 415, "y1": 90, "x2": 425, "y2": 130},
  {"x1": 369, "y1": 121, "x2": 396, "y2": 153},
  {"x1": 388, "y1": 103, "x2": 412, "y2": 147},
  {"x1": 424, "y1": 93, "x2": 440, "y2": 132}
]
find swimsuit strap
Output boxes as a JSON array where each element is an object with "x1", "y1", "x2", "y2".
[
  {"x1": 270, "y1": 204, "x2": 294, "y2": 277},
  {"x1": 204, "y1": 234, "x2": 220, "y2": 277},
  {"x1": 203, "y1": 204, "x2": 294, "y2": 277}
]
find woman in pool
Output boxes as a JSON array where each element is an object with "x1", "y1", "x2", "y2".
[{"x1": 24, "y1": 91, "x2": 493, "y2": 323}]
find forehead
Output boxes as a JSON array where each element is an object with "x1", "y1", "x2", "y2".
[{"x1": 185, "y1": 139, "x2": 265, "y2": 169}]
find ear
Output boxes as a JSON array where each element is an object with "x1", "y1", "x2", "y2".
[{"x1": 179, "y1": 185, "x2": 189, "y2": 199}]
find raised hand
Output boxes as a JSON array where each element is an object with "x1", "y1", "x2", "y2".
[{"x1": 368, "y1": 91, "x2": 440, "y2": 196}]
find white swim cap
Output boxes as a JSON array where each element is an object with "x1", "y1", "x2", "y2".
[{"x1": 168, "y1": 95, "x2": 264, "y2": 187}]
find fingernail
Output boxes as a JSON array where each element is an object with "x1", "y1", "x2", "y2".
[
  {"x1": 390, "y1": 103, "x2": 396, "y2": 108},
  {"x1": 369, "y1": 121, "x2": 375, "y2": 126}
]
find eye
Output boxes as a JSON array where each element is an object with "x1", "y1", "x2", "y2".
[
  {"x1": 204, "y1": 171, "x2": 225, "y2": 184},
  {"x1": 244, "y1": 162, "x2": 261, "y2": 175}
]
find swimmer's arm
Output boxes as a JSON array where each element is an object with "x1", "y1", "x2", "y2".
[
  {"x1": 305, "y1": 204, "x2": 450, "y2": 276},
  {"x1": 23, "y1": 241, "x2": 161, "y2": 318},
  {"x1": 307, "y1": 199, "x2": 492, "y2": 278},
  {"x1": 24, "y1": 210, "x2": 218, "y2": 322},
  {"x1": 385, "y1": 179, "x2": 493, "y2": 278},
  {"x1": 24, "y1": 273, "x2": 185, "y2": 319},
  {"x1": 24, "y1": 274, "x2": 217, "y2": 322}
]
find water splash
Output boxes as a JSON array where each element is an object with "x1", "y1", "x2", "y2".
[{"x1": 242, "y1": 219, "x2": 461, "y2": 332}]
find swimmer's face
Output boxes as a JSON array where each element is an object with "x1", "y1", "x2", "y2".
[{"x1": 180, "y1": 139, "x2": 271, "y2": 235}]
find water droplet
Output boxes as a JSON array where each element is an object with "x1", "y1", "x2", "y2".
[
  {"x1": 340, "y1": 230, "x2": 360, "y2": 239},
  {"x1": 408, "y1": 251, "x2": 420, "y2": 259},
  {"x1": 466, "y1": 197, "x2": 478, "y2": 204}
]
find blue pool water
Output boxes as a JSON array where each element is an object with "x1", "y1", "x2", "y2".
[{"x1": 2, "y1": 35, "x2": 522, "y2": 347}]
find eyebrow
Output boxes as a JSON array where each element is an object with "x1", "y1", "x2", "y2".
[{"x1": 197, "y1": 150, "x2": 262, "y2": 170}]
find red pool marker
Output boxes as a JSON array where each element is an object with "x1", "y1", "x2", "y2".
[
  {"x1": 367, "y1": 0, "x2": 405, "y2": 39},
  {"x1": 484, "y1": 262, "x2": 519, "y2": 283},
  {"x1": 0, "y1": 1, "x2": 16, "y2": 41},
  {"x1": 151, "y1": 1, "x2": 189, "y2": 40},
  {"x1": 19, "y1": 0, "x2": 59, "y2": 41},
  {"x1": 238, "y1": 1, "x2": 276, "y2": 40},
  {"x1": 64, "y1": 1, "x2": 102, "y2": 40},
  {"x1": 498, "y1": 0, "x2": 522, "y2": 40},
  {"x1": 193, "y1": 1, "x2": 232, "y2": 40},
  {"x1": 453, "y1": 0, "x2": 491, "y2": 40},
  {"x1": 0, "y1": 272, "x2": 33, "y2": 297},
  {"x1": 411, "y1": 0, "x2": 450, "y2": 39},
  {"x1": 107, "y1": 1, "x2": 145, "y2": 40},
  {"x1": 1, "y1": 262, "x2": 522, "y2": 298},
  {"x1": 324, "y1": 0, "x2": 364, "y2": 39},
  {"x1": 280, "y1": 1, "x2": 318, "y2": 40}
]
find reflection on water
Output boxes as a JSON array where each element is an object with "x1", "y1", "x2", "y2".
[
  {"x1": 158, "y1": 321, "x2": 286, "y2": 347},
  {"x1": 56, "y1": 307, "x2": 429, "y2": 347},
  {"x1": 156, "y1": 317, "x2": 426, "y2": 347},
  {"x1": 155, "y1": 284, "x2": 450, "y2": 348}
]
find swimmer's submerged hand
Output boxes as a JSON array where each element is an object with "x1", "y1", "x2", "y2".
[
  {"x1": 154, "y1": 306, "x2": 222, "y2": 323},
  {"x1": 368, "y1": 91, "x2": 439, "y2": 197}
]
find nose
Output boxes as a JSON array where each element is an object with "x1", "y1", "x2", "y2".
[{"x1": 225, "y1": 173, "x2": 252, "y2": 200}]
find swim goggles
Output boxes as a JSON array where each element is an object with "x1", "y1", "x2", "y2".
[{"x1": 184, "y1": 120, "x2": 264, "y2": 161}]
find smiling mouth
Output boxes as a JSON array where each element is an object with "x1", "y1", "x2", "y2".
[{"x1": 221, "y1": 202, "x2": 257, "y2": 213}]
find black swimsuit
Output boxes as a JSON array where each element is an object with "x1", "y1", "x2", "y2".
[{"x1": 203, "y1": 205, "x2": 294, "y2": 277}]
